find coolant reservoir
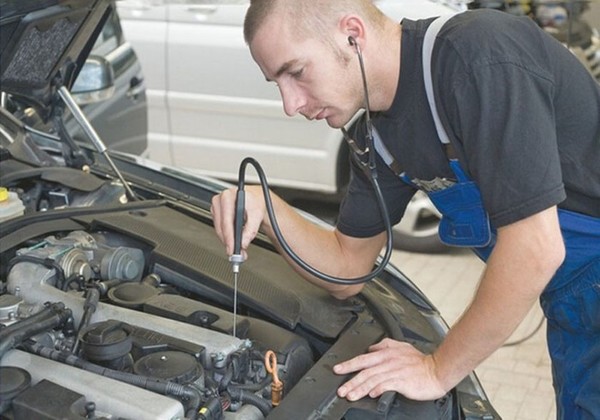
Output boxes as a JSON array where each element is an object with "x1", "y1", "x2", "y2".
[{"x1": 0, "y1": 187, "x2": 25, "y2": 223}]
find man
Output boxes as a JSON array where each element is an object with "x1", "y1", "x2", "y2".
[{"x1": 211, "y1": 0, "x2": 600, "y2": 418}]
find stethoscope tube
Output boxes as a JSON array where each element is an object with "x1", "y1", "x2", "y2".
[
  {"x1": 235, "y1": 156, "x2": 393, "y2": 285},
  {"x1": 233, "y1": 35, "x2": 394, "y2": 285}
]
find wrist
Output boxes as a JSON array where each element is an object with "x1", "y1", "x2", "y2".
[
  {"x1": 247, "y1": 184, "x2": 274, "y2": 232},
  {"x1": 430, "y1": 352, "x2": 454, "y2": 395}
]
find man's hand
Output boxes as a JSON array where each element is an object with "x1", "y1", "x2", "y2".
[
  {"x1": 211, "y1": 185, "x2": 266, "y2": 258},
  {"x1": 333, "y1": 338, "x2": 447, "y2": 401},
  {"x1": 211, "y1": 184, "x2": 385, "y2": 299}
]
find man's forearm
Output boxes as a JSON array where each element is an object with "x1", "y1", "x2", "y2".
[
  {"x1": 256, "y1": 186, "x2": 384, "y2": 298},
  {"x1": 432, "y1": 209, "x2": 565, "y2": 391},
  {"x1": 433, "y1": 259, "x2": 547, "y2": 391}
]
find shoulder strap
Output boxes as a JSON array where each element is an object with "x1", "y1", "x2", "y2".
[
  {"x1": 372, "y1": 126, "x2": 403, "y2": 174},
  {"x1": 422, "y1": 14, "x2": 457, "y2": 145},
  {"x1": 372, "y1": 13, "x2": 459, "y2": 177}
]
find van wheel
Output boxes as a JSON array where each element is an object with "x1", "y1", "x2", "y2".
[{"x1": 392, "y1": 191, "x2": 449, "y2": 253}]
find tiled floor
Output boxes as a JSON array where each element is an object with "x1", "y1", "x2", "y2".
[{"x1": 390, "y1": 248, "x2": 556, "y2": 420}]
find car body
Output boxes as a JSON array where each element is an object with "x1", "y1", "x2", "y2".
[
  {"x1": 73, "y1": 6, "x2": 148, "y2": 156},
  {"x1": 0, "y1": 1, "x2": 499, "y2": 418},
  {"x1": 114, "y1": 0, "x2": 466, "y2": 196},
  {"x1": 115, "y1": 0, "x2": 600, "y2": 253}
]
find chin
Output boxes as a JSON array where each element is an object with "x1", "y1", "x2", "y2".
[{"x1": 324, "y1": 114, "x2": 349, "y2": 129}]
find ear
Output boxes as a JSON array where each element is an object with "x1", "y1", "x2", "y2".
[{"x1": 338, "y1": 15, "x2": 366, "y2": 50}]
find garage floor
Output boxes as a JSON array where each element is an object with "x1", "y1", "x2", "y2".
[{"x1": 390, "y1": 249, "x2": 556, "y2": 420}]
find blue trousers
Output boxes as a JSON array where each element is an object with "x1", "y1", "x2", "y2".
[{"x1": 540, "y1": 210, "x2": 600, "y2": 419}]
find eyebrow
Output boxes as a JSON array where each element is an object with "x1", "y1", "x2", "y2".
[{"x1": 266, "y1": 59, "x2": 299, "y2": 82}]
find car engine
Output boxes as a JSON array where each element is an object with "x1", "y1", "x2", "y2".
[
  {"x1": 1, "y1": 214, "x2": 315, "y2": 420},
  {"x1": 0, "y1": 162, "x2": 324, "y2": 419}
]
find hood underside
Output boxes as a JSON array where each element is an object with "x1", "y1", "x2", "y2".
[{"x1": 0, "y1": 0, "x2": 110, "y2": 117}]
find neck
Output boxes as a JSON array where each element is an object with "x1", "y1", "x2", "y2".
[{"x1": 367, "y1": 21, "x2": 402, "y2": 112}]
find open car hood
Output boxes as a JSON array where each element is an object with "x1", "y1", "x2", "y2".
[{"x1": 0, "y1": 0, "x2": 111, "y2": 119}]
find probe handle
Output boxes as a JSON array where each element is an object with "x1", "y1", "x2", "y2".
[{"x1": 233, "y1": 189, "x2": 245, "y2": 256}]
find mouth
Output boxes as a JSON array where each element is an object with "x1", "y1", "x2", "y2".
[
  {"x1": 313, "y1": 108, "x2": 327, "y2": 121},
  {"x1": 303, "y1": 108, "x2": 330, "y2": 122}
]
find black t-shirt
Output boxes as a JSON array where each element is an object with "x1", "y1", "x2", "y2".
[{"x1": 337, "y1": 9, "x2": 600, "y2": 238}]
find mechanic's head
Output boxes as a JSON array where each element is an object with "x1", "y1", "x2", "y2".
[
  {"x1": 243, "y1": 0, "x2": 386, "y2": 46},
  {"x1": 243, "y1": 0, "x2": 394, "y2": 129}
]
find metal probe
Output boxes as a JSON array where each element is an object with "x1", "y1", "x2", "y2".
[{"x1": 229, "y1": 188, "x2": 245, "y2": 337}]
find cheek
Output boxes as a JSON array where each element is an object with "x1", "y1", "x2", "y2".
[
  {"x1": 306, "y1": 59, "x2": 354, "y2": 106},
  {"x1": 305, "y1": 76, "x2": 345, "y2": 104}
]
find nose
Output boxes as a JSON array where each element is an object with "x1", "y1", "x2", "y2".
[{"x1": 279, "y1": 83, "x2": 306, "y2": 117}]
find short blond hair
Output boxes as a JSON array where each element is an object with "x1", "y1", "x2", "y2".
[{"x1": 243, "y1": 0, "x2": 387, "y2": 46}]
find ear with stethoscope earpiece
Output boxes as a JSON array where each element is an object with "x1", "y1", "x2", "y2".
[{"x1": 347, "y1": 36, "x2": 359, "y2": 52}]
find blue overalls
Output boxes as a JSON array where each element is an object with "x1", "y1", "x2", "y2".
[
  {"x1": 390, "y1": 150, "x2": 600, "y2": 419},
  {"x1": 378, "y1": 13, "x2": 600, "y2": 419}
]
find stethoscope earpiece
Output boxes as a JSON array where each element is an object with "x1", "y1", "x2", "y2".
[{"x1": 348, "y1": 36, "x2": 360, "y2": 54}]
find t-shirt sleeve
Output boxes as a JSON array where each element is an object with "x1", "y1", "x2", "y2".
[
  {"x1": 337, "y1": 140, "x2": 416, "y2": 238},
  {"x1": 442, "y1": 60, "x2": 566, "y2": 228}
]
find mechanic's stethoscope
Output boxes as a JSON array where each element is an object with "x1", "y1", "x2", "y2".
[{"x1": 233, "y1": 36, "x2": 394, "y2": 285}]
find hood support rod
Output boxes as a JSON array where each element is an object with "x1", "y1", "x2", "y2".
[{"x1": 57, "y1": 85, "x2": 137, "y2": 201}]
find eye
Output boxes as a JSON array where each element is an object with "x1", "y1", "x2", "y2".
[{"x1": 290, "y1": 68, "x2": 304, "y2": 79}]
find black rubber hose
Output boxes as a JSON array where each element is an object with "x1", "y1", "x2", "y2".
[
  {"x1": 62, "y1": 274, "x2": 85, "y2": 291},
  {"x1": 218, "y1": 366, "x2": 234, "y2": 392},
  {"x1": 230, "y1": 375, "x2": 272, "y2": 392},
  {"x1": 227, "y1": 387, "x2": 272, "y2": 417},
  {"x1": 0, "y1": 302, "x2": 71, "y2": 359},
  {"x1": 72, "y1": 288, "x2": 100, "y2": 354},
  {"x1": 78, "y1": 288, "x2": 100, "y2": 332},
  {"x1": 236, "y1": 157, "x2": 394, "y2": 285},
  {"x1": 7, "y1": 255, "x2": 66, "y2": 289},
  {"x1": 23, "y1": 342, "x2": 201, "y2": 418}
]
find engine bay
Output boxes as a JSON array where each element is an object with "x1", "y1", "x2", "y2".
[
  {"x1": 0, "y1": 146, "x2": 333, "y2": 419},
  {"x1": 0, "y1": 158, "x2": 463, "y2": 419},
  {"x1": 1, "y1": 222, "x2": 319, "y2": 419}
]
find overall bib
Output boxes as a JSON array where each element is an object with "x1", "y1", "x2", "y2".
[{"x1": 376, "y1": 13, "x2": 600, "y2": 418}]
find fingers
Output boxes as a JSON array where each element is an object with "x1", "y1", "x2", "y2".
[
  {"x1": 333, "y1": 346, "x2": 387, "y2": 375},
  {"x1": 240, "y1": 196, "x2": 263, "y2": 250},
  {"x1": 211, "y1": 188, "x2": 236, "y2": 255},
  {"x1": 333, "y1": 338, "x2": 403, "y2": 375},
  {"x1": 334, "y1": 341, "x2": 401, "y2": 401},
  {"x1": 368, "y1": 337, "x2": 398, "y2": 351},
  {"x1": 333, "y1": 339, "x2": 446, "y2": 402},
  {"x1": 211, "y1": 187, "x2": 265, "y2": 256},
  {"x1": 336, "y1": 357, "x2": 396, "y2": 401}
]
